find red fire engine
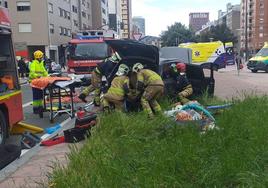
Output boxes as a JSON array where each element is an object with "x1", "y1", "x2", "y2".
[
  {"x1": 0, "y1": 6, "x2": 24, "y2": 144},
  {"x1": 66, "y1": 30, "x2": 116, "y2": 74}
]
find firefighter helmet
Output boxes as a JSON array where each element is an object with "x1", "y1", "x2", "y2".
[
  {"x1": 116, "y1": 64, "x2": 129, "y2": 76},
  {"x1": 33, "y1": 50, "x2": 44, "y2": 59},
  {"x1": 132, "y1": 63, "x2": 144, "y2": 73}
]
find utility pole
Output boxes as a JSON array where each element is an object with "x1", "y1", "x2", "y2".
[{"x1": 245, "y1": 0, "x2": 249, "y2": 61}]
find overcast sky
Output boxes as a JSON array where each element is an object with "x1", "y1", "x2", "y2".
[{"x1": 132, "y1": 0, "x2": 241, "y2": 36}]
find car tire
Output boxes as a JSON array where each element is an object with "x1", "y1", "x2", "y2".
[
  {"x1": 265, "y1": 66, "x2": 268, "y2": 73},
  {"x1": 0, "y1": 111, "x2": 7, "y2": 145},
  {"x1": 251, "y1": 69, "x2": 258, "y2": 73}
]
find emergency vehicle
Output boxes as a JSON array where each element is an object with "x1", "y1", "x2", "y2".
[
  {"x1": 247, "y1": 42, "x2": 268, "y2": 73},
  {"x1": 0, "y1": 7, "x2": 24, "y2": 144},
  {"x1": 179, "y1": 41, "x2": 235, "y2": 69},
  {"x1": 66, "y1": 30, "x2": 117, "y2": 74}
]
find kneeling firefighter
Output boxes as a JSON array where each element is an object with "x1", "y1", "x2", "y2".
[
  {"x1": 132, "y1": 63, "x2": 164, "y2": 118},
  {"x1": 172, "y1": 63, "x2": 193, "y2": 104},
  {"x1": 29, "y1": 50, "x2": 48, "y2": 116},
  {"x1": 78, "y1": 52, "x2": 122, "y2": 106},
  {"x1": 102, "y1": 64, "x2": 130, "y2": 112}
]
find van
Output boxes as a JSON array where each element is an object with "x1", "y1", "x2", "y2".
[
  {"x1": 247, "y1": 42, "x2": 268, "y2": 73},
  {"x1": 179, "y1": 41, "x2": 234, "y2": 70}
]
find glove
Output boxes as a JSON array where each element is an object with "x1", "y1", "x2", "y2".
[{"x1": 78, "y1": 93, "x2": 87, "y2": 103}]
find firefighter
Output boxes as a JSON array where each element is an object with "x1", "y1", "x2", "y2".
[
  {"x1": 29, "y1": 50, "x2": 48, "y2": 116},
  {"x1": 102, "y1": 64, "x2": 130, "y2": 112},
  {"x1": 172, "y1": 63, "x2": 193, "y2": 104},
  {"x1": 132, "y1": 63, "x2": 164, "y2": 118},
  {"x1": 78, "y1": 52, "x2": 121, "y2": 106}
]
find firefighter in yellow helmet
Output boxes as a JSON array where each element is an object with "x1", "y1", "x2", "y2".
[
  {"x1": 79, "y1": 52, "x2": 121, "y2": 106},
  {"x1": 133, "y1": 63, "x2": 164, "y2": 118},
  {"x1": 102, "y1": 64, "x2": 130, "y2": 112},
  {"x1": 29, "y1": 50, "x2": 48, "y2": 116}
]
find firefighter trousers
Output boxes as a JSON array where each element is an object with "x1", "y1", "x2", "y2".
[
  {"x1": 141, "y1": 85, "x2": 164, "y2": 117},
  {"x1": 178, "y1": 85, "x2": 193, "y2": 104},
  {"x1": 82, "y1": 71, "x2": 102, "y2": 105}
]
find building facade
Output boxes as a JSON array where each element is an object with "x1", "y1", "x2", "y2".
[
  {"x1": 8, "y1": 0, "x2": 92, "y2": 62},
  {"x1": 121, "y1": 0, "x2": 132, "y2": 39},
  {"x1": 108, "y1": 0, "x2": 122, "y2": 37},
  {"x1": 91, "y1": 0, "x2": 109, "y2": 30},
  {"x1": 241, "y1": 0, "x2": 268, "y2": 54},
  {"x1": 132, "y1": 16, "x2": 145, "y2": 35},
  {"x1": 189, "y1": 12, "x2": 209, "y2": 32}
]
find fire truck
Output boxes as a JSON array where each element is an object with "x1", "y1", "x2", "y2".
[
  {"x1": 0, "y1": 6, "x2": 24, "y2": 144},
  {"x1": 66, "y1": 30, "x2": 117, "y2": 74}
]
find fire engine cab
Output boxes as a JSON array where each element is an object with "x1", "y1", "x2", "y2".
[{"x1": 67, "y1": 30, "x2": 117, "y2": 74}]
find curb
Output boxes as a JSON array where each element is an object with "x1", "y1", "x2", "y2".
[{"x1": 0, "y1": 117, "x2": 75, "y2": 183}]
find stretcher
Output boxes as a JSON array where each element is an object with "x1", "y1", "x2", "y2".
[{"x1": 42, "y1": 79, "x2": 82, "y2": 122}]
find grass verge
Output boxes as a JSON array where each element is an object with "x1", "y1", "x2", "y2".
[{"x1": 50, "y1": 96, "x2": 268, "y2": 187}]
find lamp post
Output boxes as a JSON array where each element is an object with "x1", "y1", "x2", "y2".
[{"x1": 245, "y1": 0, "x2": 249, "y2": 61}]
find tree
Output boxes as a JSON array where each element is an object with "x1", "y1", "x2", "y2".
[
  {"x1": 198, "y1": 24, "x2": 238, "y2": 44},
  {"x1": 160, "y1": 22, "x2": 197, "y2": 47}
]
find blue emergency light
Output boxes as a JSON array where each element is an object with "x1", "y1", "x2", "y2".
[{"x1": 75, "y1": 35, "x2": 102, "y2": 40}]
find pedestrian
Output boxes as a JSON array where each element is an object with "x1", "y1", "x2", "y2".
[
  {"x1": 132, "y1": 63, "x2": 164, "y2": 118},
  {"x1": 172, "y1": 63, "x2": 193, "y2": 104},
  {"x1": 78, "y1": 51, "x2": 121, "y2": 106},
  {"x1": 102, "y1": 64, "x2": 130, "y2": 112},
  {"x1": 235, "y1": 52, "x2": 243, "y2": 75},
  {"x1": 29, "y1": 50, "x2": 48, "y2": 116},
  {"x1": 17, "y1": 56, "x2": 25, "y2": 78}
]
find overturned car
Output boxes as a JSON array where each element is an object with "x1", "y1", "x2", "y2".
[{"x1": 104, "y1": 40, "x2": 215, "y2": 99}]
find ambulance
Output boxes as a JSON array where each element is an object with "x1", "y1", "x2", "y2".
[
  {"x1": 179, "y1": 41, "x2": 234, "y2": 70},
  {"x1": 247, "y1": 42, "x2": 268, "y2": 73}
]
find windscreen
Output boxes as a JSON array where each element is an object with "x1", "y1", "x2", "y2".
[
  {"x1": 256, "y1": 48, "x2": 268, "y2": 57},
  {"x1": 70, "y1": 42, "x2": 108, "y2": 60}
]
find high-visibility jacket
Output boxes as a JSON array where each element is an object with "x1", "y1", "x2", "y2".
[
  {"x1": 105, "y1": 75, "x2": 129, "y2": 101},
  {"x1": 137, "y1": 69, "x2": 164, "y2": 87},
  {"x1": 29, "y1": 60, "x2": 48, "y2": 82}
]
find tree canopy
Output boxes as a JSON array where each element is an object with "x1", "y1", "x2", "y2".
[
  {"x1": 198, "y1": 24, "x2": 238, "y2": 44},
  {"x1": 160, "y1": 22, "x2": 197, "y2": 47}
]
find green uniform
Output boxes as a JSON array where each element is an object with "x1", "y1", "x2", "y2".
[
  {"x1": 102, "y1": 75, "x2": 129, "y2": 111},
  {"x1": 137, "y1": 69, "x2": 164, "y2": 117}
]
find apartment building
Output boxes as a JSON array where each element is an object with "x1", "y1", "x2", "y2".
[
  {"x1": 132, "y1": 16, "x2": 145, "y2": 35},
  {"x1": 241, "y1": 0, "x2": 268, "y2": 54},
  {"x1": 189, "y1": 12, "x2": 209, "y2": 32},
  {"x1": 91, "y1": 0, "x2": 109, "y2": 29},
  {"x1": 108, "y1": 0, "x2": 122, "y2": 37},
  {"x1": 8, "y1": 0, "x2": 92, "y2": 62},
  {"x1": 121, "y1": 0, "x2": 132, "y2": 39}
]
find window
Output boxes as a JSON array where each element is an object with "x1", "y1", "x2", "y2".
[
  {"x1": 73, "y1": 20, "x2": 78, "y2": 27},
  {"x1": 49, "y1": 24, "x2": 54, "y2": 34},
  {"x1": 82, "y1": 0, "x2": 85, "y2": 6},
  {"x1": 17, "y1": 1, "x2": 31, "y2": 11},
  {"x1": 18, "y1": 23, "x2": 32, "y2": 32},
  {"x1": 59, "y1": 8, "x2": 64, "y2": 17},
  {"x1": 72, "y1": 5, "x2": 78, "y2": 13},
  {"x1": 48, "y1": 3, "x2": 53, "y2": 13},
  {"x1": 59, "y1": 27, "x2": 64, "y2": 35},
  {"x1": 87, "y1": 2, "x2": 90, "y2": 8},
  {"x1": 102, "y1": 8, "x2": 106, "y2": 15},
  {"x1": 67, "y1": 29, "x2": 71, "y2": 37},
  {"x1": 65, "y1": 11, "x2": 70, "y2": 19},
  {"x1": 103, "y1": 18, "x2": 106, "y2": 25},
  {"x1": 83, "y1": 24, "x2": 87, "y2": 29},
  {"x1": 82, "y1": 11, "x2": 86, "y2": 18},
  {"x1": 87, "y1": 14, "x2": 90, "y2": 20}
]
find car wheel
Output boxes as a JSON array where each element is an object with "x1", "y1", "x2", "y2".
[
  {"x1": 265, "y1": 66, "x2": 268, "y2": 73},
  {"x1": 0, "y1": 111, "x2": 7, "y2": 145},
  {"x1": 251, "y1": 69, "x2": 258, "y2": 73}
]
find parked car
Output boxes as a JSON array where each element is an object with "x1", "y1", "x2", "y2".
[{"x1": 247, "y1": 42, "x2": 268, "y2": 73}]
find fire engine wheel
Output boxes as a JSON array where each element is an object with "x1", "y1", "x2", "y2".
[{"x1": 0, "y1": 111, "x2": 7, "y2": 145}]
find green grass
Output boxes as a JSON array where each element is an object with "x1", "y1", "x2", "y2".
[{"x1": 50, "y1": 96, "x2": 268, "y2": 188}]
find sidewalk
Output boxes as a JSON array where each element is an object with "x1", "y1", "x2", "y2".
[{"x1": 0, "y1": 143, "x2": 78, "y2": 188}]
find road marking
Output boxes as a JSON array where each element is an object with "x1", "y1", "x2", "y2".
[{"x1": 23, "y1": 102, "x2": 32, "y2": 108}]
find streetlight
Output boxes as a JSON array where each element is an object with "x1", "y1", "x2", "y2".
[{"x1": 245, "y1": 0, "x2": 249, "y2": 61}]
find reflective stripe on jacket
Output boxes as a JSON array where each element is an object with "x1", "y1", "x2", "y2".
[
  {"x1": 29, "y1": 60, "x2": 48, "y2": 82},
  {"x1": 106, "y1": 75, "x2": 129, "y2": 101},
  {"x1": 137, "y1": 69, "x2": 164, "y2": 86}
]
